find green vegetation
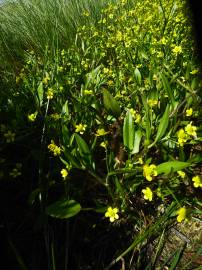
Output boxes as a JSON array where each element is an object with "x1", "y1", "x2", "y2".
[{"x1": 0, "y1": 0, "x2": 202, "y2": 269}]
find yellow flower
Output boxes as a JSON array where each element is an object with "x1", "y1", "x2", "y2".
[
  {"x1": 100, "y1": 141, "x2": 108, "y2": 149},
  {"x1": 4, "y1": 131, "x2": 15, "y2": 143},
  {"x1": 42, "y1": 75, "x2": 50, "y2": 85},
  {"x1": 176, "y1": 207, "x2": 186, "y2": 223},
  {"x1": 138, "y1": 157, "x2": 143, "y2": 165},
  {"x1": 192, "y1": 175, "x2": 202, "y2": 188},
  {"x1": 147, "y1": 99, "x2": 158, "y2": 107},
  {"x1": 84, "y1": 90, "x2": 93, "y2": 95},
  {"x1": 177, "y1": 129, "x2": 188, "y2": 146},
  {"x1": 9, "y1": 168, "x2": 21, "y2": 178},
  {"x1": 50, "y1": 113, "x2": 60, "y2": 120},
  {"x1": 96, "y1": 128, "x2": 109, "y2": 136},
  {"x1": 190, "y1": 69, "x2": 199, "y2": 75},
  {"x1": 28, "y1": 112, "x2": 37, "y2": 122},
  {"x1": 172, "y1": 45, "x2": 182, "y2": 54},
  {"x1": 75, "y1": 124, "x2": 87, "y2": 134},
  {"x1": 160, "y1": 37, "x2": 167, "y2": 45},
  {"x1": 61, "y1": 169, "x2": 68, "y2": 179},
  {"x1": 47, "y1": 88, "x2": 54, "y2": 100},
  {"x1": 185, "y1": 122, "x2": 197, "y2": 137},
  {"x1": 142, "y1": 187, "x2": 153, "y2": 201},
  {"x1": 105, "y1": 207, "x2": 119, "y2": 222},
  {"x1": 186, "y1": 108, "x2": 193, "y2": 117},
  {"x1": 143, "y1": 164, "x2": 158, "y2": 181},
  {"x1": 48, "y1": 140, "x2": 61, "y2": 156},
  {"x1": 129, "y1": 109, "x2": 141, "y2": 123},
  {"x1": 177, "y1": 171, "x2": 186, "y2": 178}
]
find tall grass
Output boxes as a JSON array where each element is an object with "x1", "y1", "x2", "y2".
[{"x1": 0, "y1": 0, "x2": 105, "y2": 71}]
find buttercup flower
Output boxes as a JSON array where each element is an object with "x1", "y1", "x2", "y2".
[
  {"x1": 84, "y1": 90, "x2": 93, "y2": 95},
  {"x1": 4, "y1": 131, "x2": 15, "y2": 143},
  {"x1": 176, "y1": 207, "x2": 186, "y2": 223},
  {"x1": 105, "y1": 207, "x2": 119, "y2": 222},
  {"x1": 28, "y1": 112, "x2": 37, "y2": 122},
  {"x1": 147, "y1": 99, "x2": 158, "y2": 107},
  {"x1": 177, "y1": 129, "x2": 188, "y2": 146},
  {"x1": 192, "y1": 175, "x2": 202, "y2": 188},
  {"x1": 186, "y1": 108, "x2": 193, "y2": 117},
  {"x1": 75, "y1": 124, "x2": 87, "y2": 134},
  {"x1": 190, "y1": 69, "x2": 199, "y2": 75},
  {"x1": 172, "y1": 45, "x2": 182, "y2": 54},
  {"x1": 142, "y1": 187, "x2": 153, "y2": 201},
  {"x1": 61, "y1": 169, "x2": 68, "y2": 179},
  {"x1": 143, "y1": 164, "x2": 158, "y2": 181},
  {"x1": 42, "y1": 75, "x2": 50, "y2": 85},
  {"x1": 177, "y1": 171, "x2": 186, "y2": 178},
  {"x1": 185, "y1": 122, "x2": 197, "y2": 137},
  {"x1": 100, "y1": 141, "x2": 108, "y2": 149},
  {"x1": 96, "y1": 128, "x2": 109, "y2": 136}
]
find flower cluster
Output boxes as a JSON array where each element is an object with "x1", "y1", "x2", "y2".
[
  {"x1": 48, "y1": 140, "x2": 62, "y2": 156},
  {"x1": 177, "y1": 122, "x2": 197, "y2": 146}
]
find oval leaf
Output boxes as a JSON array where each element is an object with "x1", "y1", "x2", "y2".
[
  {"x1": 46, "y1": 199, "x2": 81, "y2": 219},
  {"x1": 157, "y1": 161, "x2": 191, "y2": 175},
  {"x1": 123, "y1": 111, "x2": 135, "y2": 151},
  {"x1": 103, "y1": 89, "x2": 121, "y2": 118}
]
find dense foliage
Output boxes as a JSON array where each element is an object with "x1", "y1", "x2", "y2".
[{"x1": 0, "y1": 0, "x2": 202, "y2": 269}]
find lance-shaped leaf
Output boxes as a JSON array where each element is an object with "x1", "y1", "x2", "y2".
[
  {"x1": 157, "y1": 161, "x2": 191, "y2": 175},
  {"x1": 161, "y1": 73, "x2": 175, "y2": 109},
  {"x1": 103, "y1": 89, "x2": 121, "y2": 118},
  {"x1": 132, "y1": 129, "x2": 142, "y2": 154},
  {"x1": 123, "y1": 110, "x2": 135, "y2": 151},
  {"x1": 149, "y1": 104, "x2": 170, "y2": 148},
  {"x1": 36, "y1": 82, "x2": 43, "y2": 107},
  {"x1": 74, "y1": 133, "x2": 92, "y2": 167},
  {"x1": 62, "y1": 100, "x2": 69, "y2": 118},
  {"x1": 75, "y1": 133, "x2": 91, "y2": 156},
  {"x1": 134, "y1": 67, "x2": 141, "y2": 84},
  {"x1": 46, "y1": 199, "x2": 81, "y2": 219}
]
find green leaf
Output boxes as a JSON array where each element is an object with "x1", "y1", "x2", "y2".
[
  {"x1": 149, "y1": 104, "x2": 170, "y2": 148},
  {"x1": 61, "y1": 101, "x2": 69, "y2": 118},
  {"x1": 169, "y1": 245, "x2": 186, "y2": 270},
  {"x1": 161, "y1": 73, "x2": 175, "y2": 109},
  {"x1": 103, "y1": 89, "x2": 121, "y2": 118},
  {"x1": 157, "y1": 161, "x2": 191, "y2": 175},
  {"x1": 132, "y1": 129, "x2": 142, "y2": 154},
  {"x1": 37, "y1": 82, "x2": 43, "y2": 107},
  {"x1": 28, "y1": 188, "x2": 41, "y2": 205},
  {"x1": 46, "y1": 199, "x2": 81, "y2": 219},
  {"x1": 134, "y1": 67, "x2": 141, "y2": 84},
  {"x1": 74, "y1": 134, "x2": 92, "y2": 167},
  {"x1": 123, "y1": 110, "x2": 135, "y2": 151},
  {"x1": 75, "y1": 133, "x2": 90, "y2": 156}
]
